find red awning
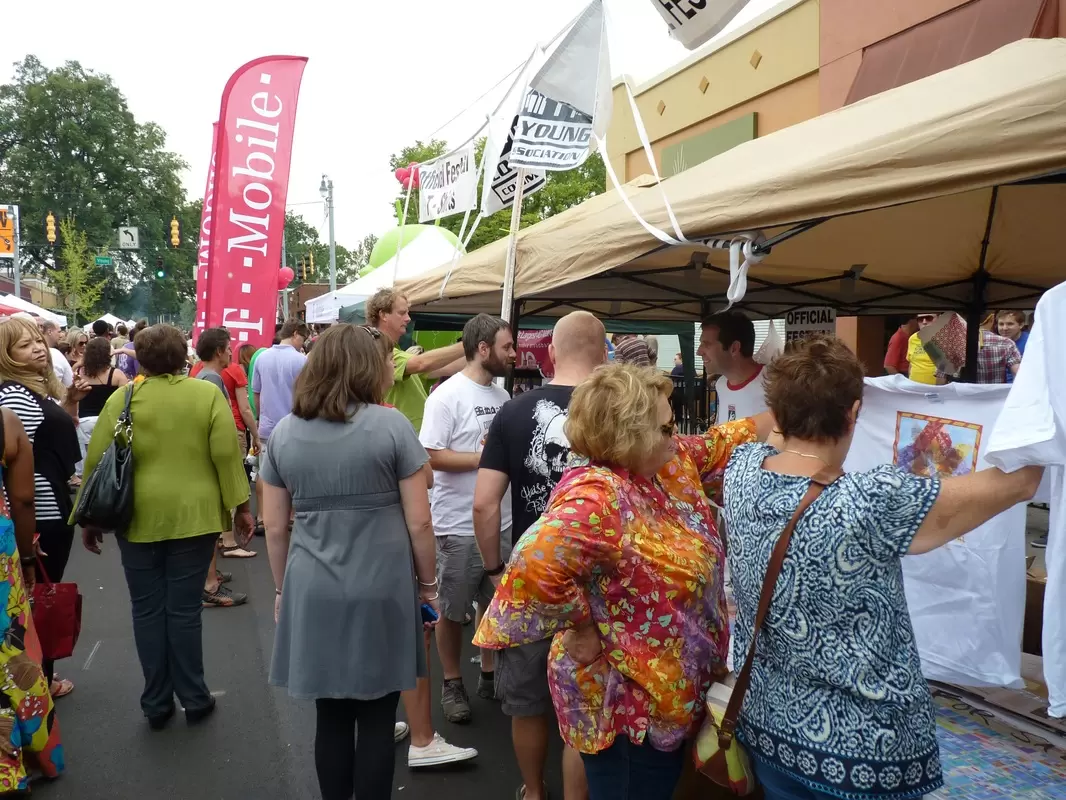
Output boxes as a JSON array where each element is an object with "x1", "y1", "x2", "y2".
[{"x1": 846, "y1": 0, "x2": 1057, "y2": 105}]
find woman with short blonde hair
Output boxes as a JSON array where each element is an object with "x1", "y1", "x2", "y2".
[
  {"x1": 264, "y1": 324, "x2": 439, "y2": 799},
  {"x1": 476, "y1": 362, "x2": 775, "y2": 800}
]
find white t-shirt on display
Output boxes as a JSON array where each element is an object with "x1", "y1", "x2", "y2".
[
  {"x1": 985, "y1": 281, "x2": 1066, "y2": 716},
  {"x1": 713, "y1": 365, "x2": 767, "y2": 425},
  {"x1": 844, "y1": 374, "x2": 1026, "y2": 689},
  {"x1": 51, "y1": 348, "x2": 73, "y2": 388},
  {"x1": 420, "y1": 372, "x2": 512, "y2": 537}
]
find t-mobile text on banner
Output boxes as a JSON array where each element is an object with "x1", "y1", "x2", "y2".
[{"x1": 206, "y1": 55, "x2": 308, "y2": 346}]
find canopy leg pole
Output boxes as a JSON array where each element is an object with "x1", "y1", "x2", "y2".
[
  {"x1": 505, "y1": 299, "x2": 522, "y2": 396},
  {"x1": 963, "y1": 269, "x2": 988, "y2": 383}
]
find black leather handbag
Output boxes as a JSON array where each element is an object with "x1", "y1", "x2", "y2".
[{"x1": 73, "y1": 383, "x2": 135, "y2": 534}]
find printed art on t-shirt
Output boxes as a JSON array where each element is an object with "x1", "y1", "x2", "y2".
[{"x1": 892, "y1": 413, "x2": 982, "y2": 479}]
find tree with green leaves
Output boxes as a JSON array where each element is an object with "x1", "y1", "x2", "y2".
[
  {"x1": 53, "y1": 218, "x2": 107, "y2": 325},
  {"x1": 0, "y1": 56, "x2": 189, "y2": 318},
  {"x1": 389, "y1": 138, "x2": 606, "y2": 253}
]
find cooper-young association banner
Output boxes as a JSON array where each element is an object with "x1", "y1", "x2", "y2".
[
  {"x1": 194, "y1": 123, "x2": 218, "y2": 338},
  {"x1": 205, "y1": 55, "x2": 307, "y2": 345}
]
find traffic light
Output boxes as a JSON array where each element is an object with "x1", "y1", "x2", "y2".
[
  {"x1": 156, "y1": 256, "x2": 165, "y2": 279},
  {"x1": 45, "y1": 212, "x2": 57, "y2": 245},
  {"x1": 298, "y1": 255, "x2": 306, "y2": 281},
  {"x1": 169, "y1": 216, "x2": 181, "y2": 248},
  {"x1": 308, "y1": 251, "x2": 315, "y2": 277}
]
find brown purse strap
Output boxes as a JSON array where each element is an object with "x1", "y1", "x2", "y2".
[{"x1": 718, "y1": 465, "x2": 843, "y2": 744}]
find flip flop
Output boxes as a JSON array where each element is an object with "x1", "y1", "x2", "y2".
[
  {"x1": 50, "y1": 678, "x2": 74, "y2": 698},
  {"x1": 220, "y1": 546, "x2": 256, "y2": 559}
]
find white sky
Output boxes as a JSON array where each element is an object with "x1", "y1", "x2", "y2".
[{"x1": 10, "y1": 0, "x2": 777, "y2": 248}]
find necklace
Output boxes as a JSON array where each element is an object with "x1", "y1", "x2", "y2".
[{"x1": 782, "y1": 449, "x2": 832, "y2": 467}]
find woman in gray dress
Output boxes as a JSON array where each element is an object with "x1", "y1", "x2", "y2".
[{"x1": 261, "y1": 324, "x2": 438, "y2": 800}]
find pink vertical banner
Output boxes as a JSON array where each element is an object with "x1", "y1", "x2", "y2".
[
  {"x1": 193, "y1": 122, "x2": 218, "y2": 339},
  {"x1": 205, "y1": 55, "x2": 307, "y2": 346}
]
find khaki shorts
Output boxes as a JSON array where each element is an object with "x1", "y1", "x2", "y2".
[
  {"x1": 435, "y1": 530, "x2": 512, "y2": 623},
  {"x1": 495, "y1": 638, "x2": 553, "y2": 717}
]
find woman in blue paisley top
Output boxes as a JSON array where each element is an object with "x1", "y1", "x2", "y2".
[{"x1": 722, "y1": 335, "x2": 1042, "y2": 799}]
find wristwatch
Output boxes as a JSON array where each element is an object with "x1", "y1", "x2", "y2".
[
  {"x1": 485, "y1": 562, "x2": 505, "y2": 577},
  {"x1": 20, "y1": 556, "x2": 36, "y2": 568}
]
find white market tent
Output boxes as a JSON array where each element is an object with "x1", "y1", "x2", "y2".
[
  {"x1": 305, "y1": 231, "x2": 464, "y2": 324},
  {"x1": 95, "y1": 313, "x2": 126, "y2": 329},
  {"x1": 400, "y1": 39, "x2": 1066, "y2": 325},
  {"x1": 0, "y1": 295, "x2": 66, "y2": 327}
]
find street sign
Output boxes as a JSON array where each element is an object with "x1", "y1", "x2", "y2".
[
  {"x1": 95, "y1": 256, "x2": 113, "y2": 267},
  {"x1": 117, "y1": 226, "x2": 140, "y2": 250},
  {"x1": 0, "y1": 206, "x2": 17, "y2": 260}
]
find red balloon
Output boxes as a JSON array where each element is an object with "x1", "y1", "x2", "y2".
[
  {"x1": 278, "y1": 266, "x2": 295, "y2": 289},
  {"x1": 408, "y1": 162, "x2": 421, "y2": 188},
  {"x1": 395, "y1": 167, "x2": 409, "y2": 186}
]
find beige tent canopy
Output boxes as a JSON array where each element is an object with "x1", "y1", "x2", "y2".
[{"x1": 401, "y1": 38, "x2": 1066, "y2": 324}]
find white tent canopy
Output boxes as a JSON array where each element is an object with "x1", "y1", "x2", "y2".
[
  {"x1": 305, "y1": 231, "x2": 463, "y2": 324},
  {"x1": 95, "y1": 313, "x2": 126, "y2": 329},
  {"x1": 0, "y1": 295, "x2": 66, "y2": 327}
]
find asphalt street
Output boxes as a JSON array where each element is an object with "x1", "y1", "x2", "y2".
[{"x1": 33, "y1": 533, "x2": 566, "y2": 800}]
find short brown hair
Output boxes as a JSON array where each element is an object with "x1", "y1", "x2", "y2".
[
  {"x1": 196, "y1": 327, "x2": 231, "y2": 362},
  {"x1": 996, "y1": 309, "x2": 1026, "y2": 325},
  {"x1": 366, "y1": 288, "x2": 406, "y2": 327},
  {"x1": 279, "y1": 318, "x2": 310, "y2": 340},
  {"x1": 135, "y1": 324, "x2": 188, "y2": 376},
  {"x1": 565, "y1": 363, "x2": 673, "y2": 472},
  {"x1": 764, "y1": 334, "x2": 864, "y2": 441},
  {"x1": 292, "y1": 325, "x2": 385, "y2": 421}
]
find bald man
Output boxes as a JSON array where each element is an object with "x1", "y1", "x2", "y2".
[{"x1": 473, "y1": 310, "x2": 604, "y2": 800}]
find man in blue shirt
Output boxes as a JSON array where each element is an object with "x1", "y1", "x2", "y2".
[{"x1": 996, "y1": 310, "x2": 1029, "y2": 383}]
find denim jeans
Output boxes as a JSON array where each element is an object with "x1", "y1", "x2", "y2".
[
  {"x1": 581, "y1": 736, "x2": 685, "y2": 800},
  {"x1": 754, "y1": 761, "x2": 924, "y2": 799},
  {"x1": 116, "y1": 533, "x2": 217, "y2": 718}
]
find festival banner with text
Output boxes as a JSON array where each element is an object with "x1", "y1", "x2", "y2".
[
  {"x1": 206, "y1": 56, "x2": 307, "y2": 345},
  {"x1": 193, "y1": 122, "x2": 217, "y2": 338}
]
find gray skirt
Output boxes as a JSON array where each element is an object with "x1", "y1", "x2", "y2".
[{"x1": 269, "y1": 494, "x2": 427, "y2": 700}]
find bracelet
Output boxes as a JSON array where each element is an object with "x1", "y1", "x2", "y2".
[
  {"x1": 484, "y1": 562, "x2": 505, "y2": 577},
  {"x1": 275, "y1": 589, "x2": 282, "y2": 596},
  {"x1": 19, "y1": 556, "x2": 35, "y2": 567},
  {"x1": 418, "y1": 578, "x2": 438, "y2": 587},
  {"x1": 423, "y1": 592, "x2": 440, "y2": 601}
]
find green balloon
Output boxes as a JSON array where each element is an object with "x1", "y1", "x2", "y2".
[{"x1": 367, "y1": 225, "x2": 463, "y2": 269}]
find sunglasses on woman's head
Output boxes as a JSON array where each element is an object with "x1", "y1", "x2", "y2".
[{"x1": 361, "y1": 326, "x2": 382, "y2": 339}]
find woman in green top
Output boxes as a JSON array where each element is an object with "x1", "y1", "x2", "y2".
[{"x1": 77, "y1": 324, "x2": 252, "y2": 729}]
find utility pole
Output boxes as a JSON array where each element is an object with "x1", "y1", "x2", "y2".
[
  {"x1": 11, "y1": 207, "x2": 20, "y2": 299},
  {"x1": 320, "y1": 175, "x2": 337, "y2": 292}
]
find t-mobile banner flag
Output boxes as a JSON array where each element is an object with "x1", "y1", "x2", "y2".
[
  {"x1": 206, "y1": 55, "x2": 307, "y2": 345},
  {"x1": 193, "y1": 123, "x2": 218, "y2": 338},
  {"x1": 418, "y1": 143, "x2": 478, "y2": 222},
  {"x1": 651, "y1": 0, "x2": 751, "y2": 50}
]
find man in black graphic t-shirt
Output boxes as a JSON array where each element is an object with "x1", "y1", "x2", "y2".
[{"x1": 473, "y1": 311, "x2": 605, "y2": 800}]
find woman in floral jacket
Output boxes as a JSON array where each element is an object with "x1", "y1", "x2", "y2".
[{"x1": 475, "y1": 363, "x2": 774, "y2": 800}]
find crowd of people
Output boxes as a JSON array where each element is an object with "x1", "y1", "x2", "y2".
[{"x1": 0, "y1": 293, "x2": 1044, "y2": 799}]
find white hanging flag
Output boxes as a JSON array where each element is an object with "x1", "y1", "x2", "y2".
[
  {"x1": 481, "y1": 50, "x2": 547, "y2": 216},
  {"x1": 418, "y1": 143, "x2": 479, "y2": 222},
  {"x1": 511, "y1": 0, "x2": 612, "y2": 172},
  {"x1": 651, "y1": 0, "x2": 751, "y2": 50}
]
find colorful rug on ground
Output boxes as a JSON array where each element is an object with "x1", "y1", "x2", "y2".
[{"x1": 931, "y1": 689, "x2": 1066, "y2": 798}]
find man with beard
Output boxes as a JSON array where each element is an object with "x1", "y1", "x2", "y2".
[
  {"x1": 420, "y1": 314, "x2": 515, "y2": 725},
  {"x1": 472, "y1": 311, "x2": 605, "y2": 800}
]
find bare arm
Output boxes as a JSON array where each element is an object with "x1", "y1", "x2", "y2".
[
  {"x1": 253, "y1": 392, "x2": 261, "y2": 421},
  {"x1": 473, "y1": 468, "x2": 509, "y2": 570},
  {"x1": 403, "y1": 342, "x2": 465, "y2": 378},
  {"x1": 236, "y1": 391, "x2": 260, "y2": 443},
  {"x1": 399, "y1": 468, "x2": 436, "y2": 587},
  {"x1": 2, "y1": 410, "x2": 36, "y2": 561},
  {"x1": 884, "y1": 366, "x2": 901, "y2": 376},
  {"x1": 910, "y1": 466, "x2": 1043, "y2": 555},
  {"x1": 422, "y1": 462, "x2": 434, "y2": 489},
  {"x1": 426, "y1": 356, "x2": 466, "y2": 381},
  {"x1": 263, "y1": 482, "x2": 293, "y2": 591},
  {"x1": 426, "y1": 448, "x2": 481, "y2": 473},
  {"x1": 112, "y1": 370, "x2": 129, "y2": 387}
]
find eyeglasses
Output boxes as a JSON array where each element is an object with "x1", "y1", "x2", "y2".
[
  {"x1": 660, "y1": 418, "x2": 677, "y2": 437},
  {"x1": 360, "y1": 326, "x2": 382, "y2": 339},
  {"x1": 917, "y1": 314, "x2": 936, "y2": 323}
]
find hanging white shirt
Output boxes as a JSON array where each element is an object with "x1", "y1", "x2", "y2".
[
  {"x1": 985, "y1": 281, "x2": 1066, "y2": 716},
  {"x1": 844, "y1": 374, "x2": 1026, "y2": 688}
]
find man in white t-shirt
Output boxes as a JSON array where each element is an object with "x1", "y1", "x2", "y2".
[
  {"x1": 420, "y1": 314, "x2": 515, "y2": 725},
  {"x1": 699, "y1": 310, "x2": 768, "y2": 425},
  {"x1": 38, "y1": 320, "x2": 73, "y2": 388}
]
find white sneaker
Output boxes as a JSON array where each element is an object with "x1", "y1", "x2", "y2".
[
  {"x1": 408, "y1": 733, "x2": 478, "y2": 768},
  {"x1": 394, "y1": 721, "x2": 410, "y2": 743}
]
